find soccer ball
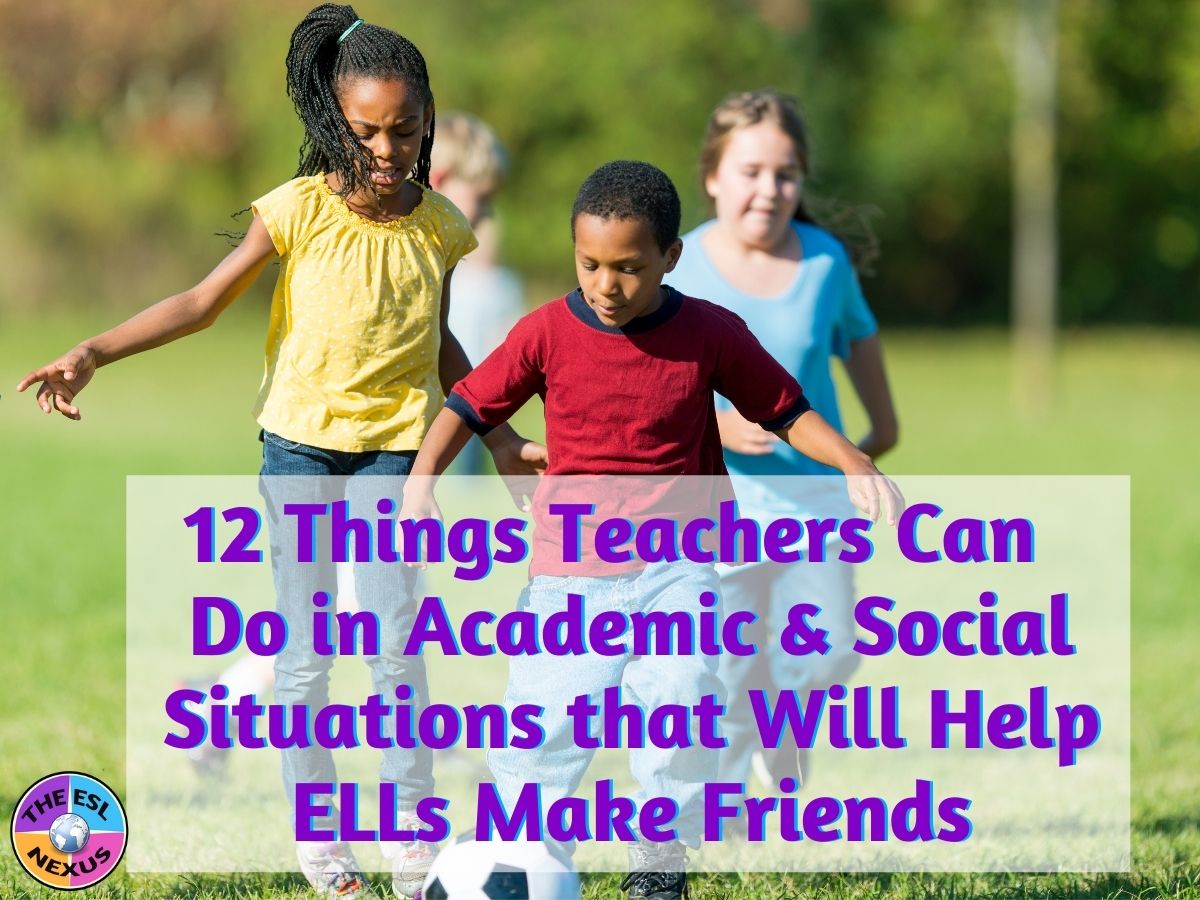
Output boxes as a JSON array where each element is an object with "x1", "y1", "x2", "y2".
[
  {"x1": 422, "y1": 835, "x2": 580, "y2": 899},
  {"x1": 49, "y1": 814, "x2": 90, "y2": 854}
]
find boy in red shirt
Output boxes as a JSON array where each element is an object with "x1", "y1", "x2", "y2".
[{"x1": 405, "y1": 161, "x2": 899, "y2": 898}]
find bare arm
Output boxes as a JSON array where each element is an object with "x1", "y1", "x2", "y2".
[
  {"x1": 436, "y1": 267, "x2": 475, "y2": 393},
  {"x1": 775, "y1": 409, "x2": 903, "y2": 524},
  {"x1": 412, "y1": 407, "x2": 475, "y2": 478},
  {"x1": 774, "y1": 408, "x2": 873, "y2": 474},
  {"x1": 400, "y1": 406, "x2": 475, "y2": 529},
  {"x1": 17, "y1": 217, "x2": 278, "y2": 419},
  {"x1": 437, "y1": 269, "x2": 547, "y2": 477},
  {"x1": 843, "y1": 333, "x2": 899, "y2": 459}
]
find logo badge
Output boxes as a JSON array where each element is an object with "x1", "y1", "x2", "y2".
[{"x1": 10, "y1": 772, "x2": 127, "y2": 890}]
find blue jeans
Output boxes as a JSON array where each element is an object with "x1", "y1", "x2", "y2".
[
  {"x1": 715, "y1": 559, "x2": 858, "y2": 801},
  {"x1": 486, "y1": 561, "x2": 722, "y2": 849},
  {"x1": 258, "y1": 431, "x2": 429, "y2": 822}
]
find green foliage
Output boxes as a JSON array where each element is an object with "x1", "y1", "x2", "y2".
[
  {"x1": 1056, "y1": 0, "x2": 1200, "y2": 324},
  {"x1": 0, "y1": 0, "x2": 1194, "y2": 323}
]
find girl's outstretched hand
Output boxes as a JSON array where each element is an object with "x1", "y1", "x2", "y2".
[
  {"x1": 488, "y1": 434, "x2": 548, "y2": 512},
  {"x1": 492, "y1": 436, "x2": 548, "y2": 477},
  {"x1": 716, "y1": 408, "x2": 780, "y2": 455},
  {"x1": 17, "y1": 345, "x2": 98, "y2": 420}
]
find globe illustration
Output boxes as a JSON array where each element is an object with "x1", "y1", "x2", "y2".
[{"x1": 49, "y1": 814, "x2": 90, "y2": 854}]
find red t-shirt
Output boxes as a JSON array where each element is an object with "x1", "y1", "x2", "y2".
[
  {"x1": 448, "y1": 286, "x2": 809, "y2": 475},
  {"x1": 446, "y1": 287, "x2": 812, "y2": 576}
]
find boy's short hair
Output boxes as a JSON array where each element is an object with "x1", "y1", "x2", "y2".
[
  {"x1": 571, "y1": 160, "x2": 681, "y2": 253},
  {"x1": 429, "y1": 112, "x2": 508, "y2": 191}
]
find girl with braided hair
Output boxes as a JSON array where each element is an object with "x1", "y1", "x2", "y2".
[{"x1": 19, "y1": 5, "x2": 544, "y2": 897}]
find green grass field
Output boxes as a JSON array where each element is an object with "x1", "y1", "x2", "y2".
[{"x1": 1, "y1": 311, "x2": 1197, "y2": 898}]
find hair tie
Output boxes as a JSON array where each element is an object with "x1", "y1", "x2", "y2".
[{"x1": 337, "y1": 18, "x2": 364, "y2": 44}]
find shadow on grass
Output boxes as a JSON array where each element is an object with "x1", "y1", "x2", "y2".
[
  {"x1": 1138, "y1": 815, "x2": 1200, "y2": 837},
  {"x1": 582, "y1": 869, "x2": 1200, "y2": 900}
]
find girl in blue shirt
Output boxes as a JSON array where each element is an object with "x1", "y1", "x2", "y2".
[{"x1": 668, "y1": 89, "x2": 899, "y2": 809}]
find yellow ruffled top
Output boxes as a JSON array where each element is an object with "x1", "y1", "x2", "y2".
[{"x1": 250, "y1": 175, "x2": 477, "y2": 452}]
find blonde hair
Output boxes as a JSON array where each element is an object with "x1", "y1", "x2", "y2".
[
  {"x1": 429, "y1": 112, "x2": 508, "y2": 192},
  {"x1": 699, "y1": 89, "x2": 878, "y2": 274}
]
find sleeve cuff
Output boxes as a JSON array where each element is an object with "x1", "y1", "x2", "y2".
[
  {"x1": 759, "y1": 395, "x2": 812, "y2": 432},
  {"x1": 445, "y1": 392, "x2": 494, "y2": 436},
  {"x1": 250, "y1": 203, "x2": 286, "y2": 257}
]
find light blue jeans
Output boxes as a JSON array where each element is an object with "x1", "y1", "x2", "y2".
[
  {"x1": 258, "y1": 430, "x2": 429, "y2": 825},
  {"x1": 715, "y1": 558, "x2": 859, "y2": 801},
  {"x1": 487, "y1": 561, "x2": 723, "y2": 849}
]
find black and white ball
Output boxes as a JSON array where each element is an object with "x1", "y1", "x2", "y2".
[{"x1": 422, "y1": 835, "x2": 580, "y2": 899}]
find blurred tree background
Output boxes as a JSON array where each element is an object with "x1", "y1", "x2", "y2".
[{"x1": 0, "y1": 0, "x2": 1196, "y2": 326}]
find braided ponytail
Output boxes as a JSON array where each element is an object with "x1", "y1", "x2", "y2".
[{"x1": 285, "y1": 4, "x2": 435, "y2": 199}]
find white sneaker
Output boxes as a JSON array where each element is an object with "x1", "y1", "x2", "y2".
[
  {"x1": 381, "y1": 816, "x2": 438, "y2": 899},
  {"x1": 296, "y1": 841, "x2": 372, "y2": 899}
]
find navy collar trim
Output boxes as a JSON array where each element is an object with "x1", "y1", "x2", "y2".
[{"x1": 566, "y1": 285, "x2": 684, "y2": 334}]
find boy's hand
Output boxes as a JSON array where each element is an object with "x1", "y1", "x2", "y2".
[
  {"x1": 775, "y1": 409, "x2": 903, "y2": 524},
  {"x1": 488, "y1": 433, "x2": 548, "y2": 511},
  {"x1": 717, "y1": 408, "x2": 779, "y2": 455},
  {"x1": 846, "y1": 465, "x2": 905, "y2": 526},
  {"x1": 17, "y1": 345, "x2": 98, "y2": 420}
]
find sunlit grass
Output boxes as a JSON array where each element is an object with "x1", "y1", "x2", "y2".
[{"x1": 2, "y1": 318, "x2": 1196, "y2": 898}]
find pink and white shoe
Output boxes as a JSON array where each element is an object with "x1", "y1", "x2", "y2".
[{"x1": 296, "y1": 841, "x2": 372, "y2": 899}]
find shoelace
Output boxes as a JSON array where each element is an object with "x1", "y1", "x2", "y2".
[{"x1": 319, "y1": 869, "x2": 366, "y2": 897}]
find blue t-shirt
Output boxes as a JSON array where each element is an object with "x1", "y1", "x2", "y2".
[{"x1": 668, "y1": 220, "x2": 877, "y2": 489}]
